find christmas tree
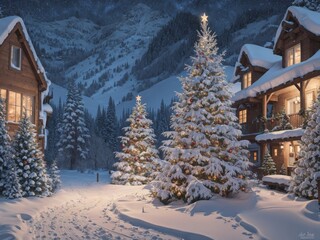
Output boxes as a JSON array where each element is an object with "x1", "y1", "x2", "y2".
[
  {"x1": 259, "y1": 150, "x2": 277, "y2": 175},
  {"x1": 292, "y1": 0, "x2": 320, "y2": 12},
  {"x1": 289, "y1": 93, "x2": 320, "y2": 199},
  {"x1": 153, "y1": 14, "x2": 250, "y2": 204},
  {"x1": 111, "y1": 95, "x2": 161, "y2": 185},
  {"x1": 57, "y1": 82, "x2": 90, "y2": 170},
  {"x1": 272, "y1": 110, "x2": 293, "y2": 131},
  {"x1": 13, "y1": 113, "x2": 51, "y2": 197}
]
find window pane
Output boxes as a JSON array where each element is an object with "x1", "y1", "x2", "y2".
[
  {"x1": 0, "y1": 89, "x2": 6, "y2": 100},
  {"x1": 239, "y1": 109, "x2": 247, "y2": 124},
  {"x1": 22, "y1": 95, "x2": 34, "y2": 122},
  {"x1": 11, "y1": 46, "x2": 21, "y2": 70},
  {"x1": 8, "y1": 91, "x2": 21, "y2": 122},
  {"x1": 294, "y1": 44, "x2": 301, "y2": 64}
]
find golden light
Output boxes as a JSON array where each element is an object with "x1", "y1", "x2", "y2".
[{"x1": 201, "y1": 13, "x2": 208, "y2": 24}]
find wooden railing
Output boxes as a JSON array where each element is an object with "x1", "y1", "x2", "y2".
[{"x1": 241, "y1": 113, "x2": 303, "y2": 135}]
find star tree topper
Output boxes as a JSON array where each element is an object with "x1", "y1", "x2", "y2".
[
  {"x1": 201, "y1": 13, "x2": 208, "y2": 24},
  {"x1": 136, "y1": 95, "x2": 141, "y2": 102}
]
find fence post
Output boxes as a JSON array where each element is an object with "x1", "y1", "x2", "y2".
[{"x1": 97, "y1": 172, "x2": 99, "y2": 183}]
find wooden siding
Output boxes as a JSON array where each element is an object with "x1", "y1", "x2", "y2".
[{"x1": 0, "y1": 24, "x2": 44, "y2": 150}]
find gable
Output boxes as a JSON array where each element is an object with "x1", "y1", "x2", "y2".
[{"x1": 274, "y1": 6, "x2": 320, "y2": 55}]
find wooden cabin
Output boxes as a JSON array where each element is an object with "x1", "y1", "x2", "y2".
[
  {"x1": 232, "y1": 6, "x2": 320, "y2": 176},
  {"x1": 0, "y1": 16, "x2": 51, "y2": 151}
]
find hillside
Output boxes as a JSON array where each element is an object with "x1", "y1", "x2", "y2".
[{"x1": 1, "y1": 0, "x2": 292, "y2": 114}]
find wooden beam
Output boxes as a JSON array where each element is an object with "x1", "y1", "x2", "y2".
[
  {"x1": 300, "y1": 81, "x2": 306, "y2": 112},
  {"x1": 294, "y1": 83, "x2": 300, "y2": 91},
  {"x1": 266, "y1": 93, "x2": 274, "y2": 103}
]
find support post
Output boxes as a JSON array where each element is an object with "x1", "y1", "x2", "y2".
[
  {"x1": 96, "y1": 172, "x2": 100, "y2": 183},
  {"x1": 262, "y1": 95, "x2": 267, "y2": 131},
  {"x1": 300, "y1": 81, "x2": 306, "y2": 114}
]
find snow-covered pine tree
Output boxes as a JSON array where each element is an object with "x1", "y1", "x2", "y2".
[
  {"x1": 49, "y1": 160, "x2": 61, "y2": 192},
  {"x1": 259, "y1": 150, "x2": 277, "y2": 175},
  {"x1": 2, "y1": 157, "x2": 22, "y2": 199},
  {"x1": 153, "y1": 14, "x2": 250, "y2": 204},
  {"x1": 0, "y1": 98, "x2": 22, "y2": 198},
  {"x1": 57, "y1": 82, "x2": 90, "y2": 170},
  {"x1": 0, "y1": 97, "x2": 10, "y2": 191},
  {"x1": 13, "y1": 113, "x2": 51, "y2": 197},
  {"x1": 0, "y1": 98, "x2": 10, "y2": 192},
  {"x1": 292, "y1": 0, "x2": 320, "y2": 12},
  {"x1": 272, "y1": 110, "x2": 293, "y2": 131},
  {"x1": 111, "y1": 95, "x2": 161, "y2": 185},
  {"x1": 289, "y1": 92, "x2": 320, "y2": 199}
]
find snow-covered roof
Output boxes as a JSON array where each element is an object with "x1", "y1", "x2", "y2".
[
  {"x1": 233, "y1": 44, "x2": 281, "y2": 82},
  {"x1": 255, "y1": 128, "x2": 304, "y2": 142},
  {"x1": 0, "y1": 16, "x2": 51, "y2": 128},
  {"x1": 274, "y1": 6, "x2": 320, "y2": 50},
  {"x1": 233, "y1": 50, "x2": 320, "y2": 102}
]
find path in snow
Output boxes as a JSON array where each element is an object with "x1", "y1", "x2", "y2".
[{"x1": 24, "y1": 187, "x2": 180, "y2": 240}]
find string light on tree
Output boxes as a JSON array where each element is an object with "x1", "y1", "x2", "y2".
[
  {"x1": 111, "y1": 95, "x2": 161, "y2": 185},
  {"x1": 152, "y1": 13, "x2": 251, "y2": 204}
]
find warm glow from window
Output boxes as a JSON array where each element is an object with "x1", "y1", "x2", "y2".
[
  {"x1": 7, "y1": 90, "x2": 34, "y2": 123},
  {"x1": 286, "y1": 43, "x2": 301, "y2": 67},
  {"x1": 253, "y1": 151, "x2": 258, "y2": 161},
  {"x1": 286, "y1": 96, "x2": 300, "y2": 115},
  {"x1": 11, "y1": 46, "x2": 21, "y2": 70},
  {"x1": 23, "y1": 95, "x2": 34, "y2": 121},
  {"x1": 0, "y1": 89, "x2": 6, "y2": 100},
  {"x1": 239, "y1": 109, "x2": 247, "y2": 124},
  {"x1": 243, "y1": 72, "x2": 252, "y2": 88},
  {"x1": 274, "y1": 148, "x2": 278, "y2": 157},
  {"x1": 8, "y1": 91, "x2": 21, "y2": 122}
]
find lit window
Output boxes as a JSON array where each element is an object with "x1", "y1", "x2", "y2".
[
  {"x1": 274, "y1": 148, "x2": 278, "y2": 157},
  {"x1": 7, "y1": 90, "x2": 34, "y2": 123},
  {"x1": 0, "y1": 89, "x2": 6, "y2": 100},
  {"x1": 288, "y1": 143, "x2": 300, "y2": 167},
  {"x1": 239, "y1": 109, "x2": 247, "y2": 124},
  {"x1": 243, "y1": 72, "x2": 252, "y2": 88},
  {"x1": 286, "y1": 43, "x2": 301, "y2": 67},
  {"x1": 23, "y1": 95, "x2": 34, "y2": 122},
  {"x1": 11, "y1": 46, "x2": 22, "y2": 70},
  {"x1": 286, "y1": 96, "x2": 300, "y2": 115},
  {"x1": 8, "y1": 91, "x2": 21, "y2": 122},
  {"x1": 253, "y1": 151, "x2": 258, "y2": 161},
  {"x1": 249, "y1": 151, "x2": 258, "y2": 162}
]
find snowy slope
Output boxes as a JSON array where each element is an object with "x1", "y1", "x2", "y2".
[
  {"x1": 0, "y1": 171, "x2": 318, "y2": 240},
  {"x1": 7, "y1": 1, "x2": 290, "y2": 116},
  {"x1": 50, "y1": 65, "x2": 237, "y2": 116}
]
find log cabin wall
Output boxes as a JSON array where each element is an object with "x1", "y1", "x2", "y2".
[{"x1": 0, "y1": 24, "x2": 42, "y2": 147}]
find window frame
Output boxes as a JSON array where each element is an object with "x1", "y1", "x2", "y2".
[
  {"x1": 10, "y1": 45, "x2": 22, "y2": 71},
  {"x1": 2, "y1": 88, "x2": 35, "y2": 123},
  {"x1": 285, "y1": 43, "x2": 301, "y2": 67}
]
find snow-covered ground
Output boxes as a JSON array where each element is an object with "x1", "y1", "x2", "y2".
[{"x1": 0, "y1": 171, "x2": 318, "y2": 240}]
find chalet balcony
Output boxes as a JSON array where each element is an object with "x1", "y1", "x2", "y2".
[{"x1": 241, "y1": 113, "x2": 303, "y2": 135}]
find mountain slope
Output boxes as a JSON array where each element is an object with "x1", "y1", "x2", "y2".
[{"x1": 2, "y1": 0, "x2": 292, "y2": 114}]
